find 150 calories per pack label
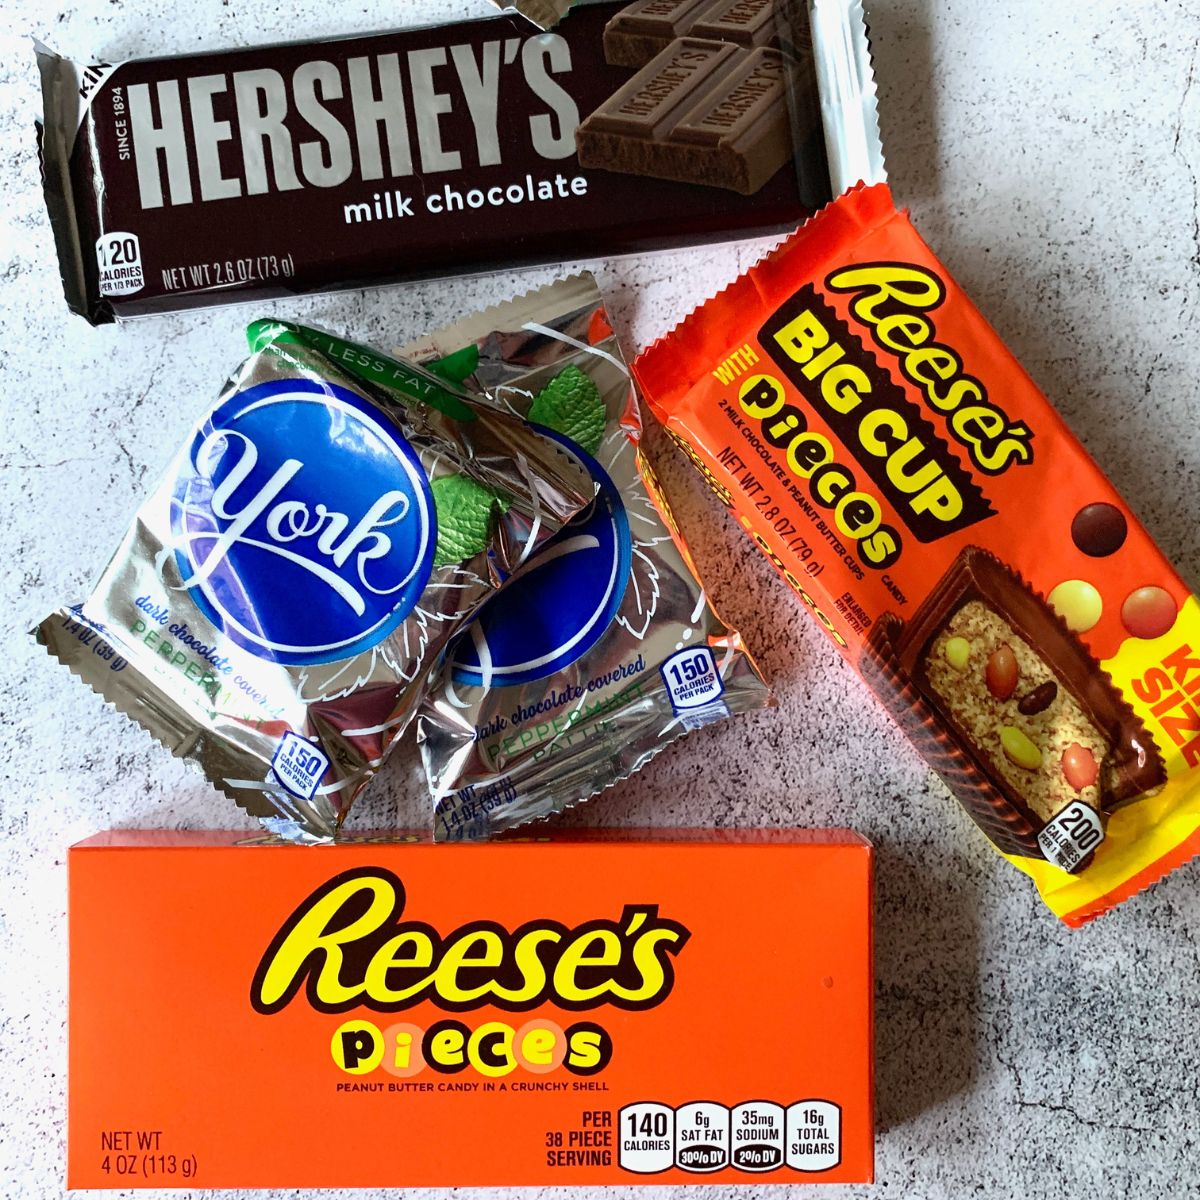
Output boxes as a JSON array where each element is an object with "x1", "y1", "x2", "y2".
[
  {"x1": 659, "y1": 646, "x2": 724, "y2": 711},
  {"x1": 618, "y1": 1099, "x2": 841, "y2": 1174}
]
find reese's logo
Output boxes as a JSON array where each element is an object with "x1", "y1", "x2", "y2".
[
  {"x1": 758, "y1": 285, "x2": 996, "y2": 548},
  {"x1": 251, "y1": 867, "x2": 690, "y2": 1080}
]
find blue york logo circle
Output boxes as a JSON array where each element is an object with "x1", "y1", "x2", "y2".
[
  {"x1": 169, "y1": 379, "x2": 434, "y2": 666},
  {"x1": 451, "y1": 439, "x2": 632, "y2": 687}
]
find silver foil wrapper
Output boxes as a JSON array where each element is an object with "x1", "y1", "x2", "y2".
[
  {"x1": 489, "y1": 0, "x2": 577, "y2": 31},
  {"x1": 808, "y1": 0, "x2": 887, "y2": 195},
  {"x1": 405, "y1": 274, "x2": 772, "y2": 840},
  {"x1": 36, "y1": 321, "x2": 593, "y2": 841}
]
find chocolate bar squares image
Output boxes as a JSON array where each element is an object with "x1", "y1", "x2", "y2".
[
  {"x1": 862, "y1": 548, "x2": 1165, "y2": 869},
  {"x1": 602, "y1": 0, "x2": 780, "y2": 68},
  {"x1": 576, "y1": 0, "x2": 818, "y2": 194}
]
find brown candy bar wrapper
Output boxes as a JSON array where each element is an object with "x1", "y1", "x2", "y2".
[
  {"x1": 36, "y1": 0, "x2": 840, "y2": 324},
  {"x1": 634, "y1": 183, "x2": 1200, "y2": 925},
  {"x1": 575, "y1": 37, "x2": 811, "y2": 196},
  {"x1": 402, "y1": 274, "x2": 771, "y2": 840},
  {"x1": 601, "y1": 0, "x2": 781, "y2": 68}
]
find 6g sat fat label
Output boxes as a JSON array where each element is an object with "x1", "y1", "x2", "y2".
[{"x1": 619, "y1": 1100, "x2": 842, "y2": 1174}]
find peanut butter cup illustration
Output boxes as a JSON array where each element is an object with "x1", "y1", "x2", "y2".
[{"x1": 862, "y1": 547, "x2": 1165, "y2": 870}]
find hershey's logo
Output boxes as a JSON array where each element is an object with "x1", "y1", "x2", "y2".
[{"x1": 127, "y1": 36, "x2": 579, "y2": 210}]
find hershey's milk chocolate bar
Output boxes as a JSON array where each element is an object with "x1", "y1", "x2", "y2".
[{"x1": 36, "y1": 3, "x2": 829, "y2": 324}]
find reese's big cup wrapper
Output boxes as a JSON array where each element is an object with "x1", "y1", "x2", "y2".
[
  {"x1": 633, "y1": 182, "x2": 1200, "y2": 925},
  {"x1": 404, "y1": 274, "x2": 771, "y2": 840},
  {"x1": 36, "y1": 322, "x2": 593, "y2": 841}
]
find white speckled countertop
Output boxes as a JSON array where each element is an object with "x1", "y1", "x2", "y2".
[{"x1": 2, "y1": 0, "x2": 1199, "y2": 1196}]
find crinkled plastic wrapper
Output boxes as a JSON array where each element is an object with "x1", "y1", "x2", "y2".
[
  {"x1": 489, "y1": 0, "x2": 576, "y2": 30},
  {"x1": 634, "y1": 182, "x2": 1200, "y2": 925},
  {"x1": 36, "y1": 321, "x2": 593, "y2": 841},
  {"x1": 404, "y1": 274, "x2": 772, "y2": 840}
]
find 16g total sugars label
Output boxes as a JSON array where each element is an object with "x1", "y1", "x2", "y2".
[{"x1": 618, "y1": 1100, "x2": 841, "y2": 1174}]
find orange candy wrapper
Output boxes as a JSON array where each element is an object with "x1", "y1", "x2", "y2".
[
  {"x1": 68, "y1": 829, "x2": 873, "y2": 1188},
  {"x1": 634, "y1": 183, "x2": 1200, "y2": 925}
]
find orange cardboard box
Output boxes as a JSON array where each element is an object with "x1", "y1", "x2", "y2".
[{"x1": 68, "y1": 829, "x2": 874, "y2": 1189}]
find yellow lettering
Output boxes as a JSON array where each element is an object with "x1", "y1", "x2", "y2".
[
  {"x1": 885, "y1": 438, "x2": 942, "y2": 495},
  {"x1": 618, "y1": 924, "x2": 685, "y2": 1004},
  {"x1": 567, "y1": 1028, "x2": 604, "y2": 1071},
  {"x1": 875, "y1": 311, "x2": 931, "y2": 353},
  {"x1": 428, "y1": 1026, "x2": 465, "y2": 1068},
  {"x1": 253, "y1": 874, "x2": 687, "y2": 1015},
  {"x1": 489, "y1": 926, "x2": 558, "y2": 1005},
  {"x1": 771, "y1": 310, "x2": 830, "y2": 364},
  {"x1": 814, "y1": 465, "x2": 853, "y2": 506},
  {"x1": 827, "y1": 263, "x2": 943, "y2": 325},
  {"x1": 860, "y1": 527, "x2": 901, "y2": 567},
  {"x1": 820, "y1": 362, "x2": 872, "y2": 414},
  {"x1": 520, "y1": 1025, "x2": 557, "y2": 1067},
  {"x1": 911, "y1": 474, "x2": 964, "y2": 523},
  {"x1": 468, "y1": 1021, "x2": 516, "y2": 1079},
  {"x1": 553, "y1": 929, "x2": 623, "y2": 1003},
  {"x1": 739, "y1": 374, "x2": 786, "y2": 419},
  {"x1": 362, "y1": 930, "x2": 435, "y2": 1004},
  {"x1": 430, "y1": 929, "x2": 504, "y2": 1005},
  {"x1": 786, "y1": 431, "x2": 833, "y2": 478},
  {"x1": 975, "y1": 433, "x2": 1034, "y2": 472},
  {"x1": 859, "y1": 407, "x2": 907, "y2": 457},
  {"x1": 254, "y1": 874, "x2": 397, "y2": 1011},
  {"x1": 906, "y1": 345, "x2": 959, "y2": 386},
  {"x1": 835, "y1": 492, "x2": 882, "y2": 539}
]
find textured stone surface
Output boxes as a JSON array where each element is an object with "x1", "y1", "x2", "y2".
[{"x1": 2, "y1": 0, "x2": 1200, "y2": 1195}]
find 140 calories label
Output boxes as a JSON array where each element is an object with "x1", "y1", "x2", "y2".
[{"x1": 618, "y1": 1100, "x2": 841, "y2": 1174}]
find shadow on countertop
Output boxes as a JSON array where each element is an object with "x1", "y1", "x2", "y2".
[
  {"x1": 873, "y1": 837, "x2": 981, "y2": 1133},
  {"x1": 863, "y1": 0, "x2": 940, "y2": 206}
]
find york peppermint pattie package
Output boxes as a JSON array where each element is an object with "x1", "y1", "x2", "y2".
[
  {"x1": 405, "y1": 274, "x2": 771, "y2": 840},
  {"x1": 37, "y1": 320, "x2": 592, "y2": 841}
]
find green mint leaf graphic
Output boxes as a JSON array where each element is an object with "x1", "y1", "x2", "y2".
[
  {"x1": 527, "y1": 365, "x2": 606, "y2": 456},
  {"x1": 431, "y1": 474, "x2": 508, "y2": 568}
]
